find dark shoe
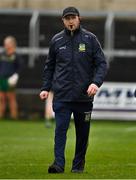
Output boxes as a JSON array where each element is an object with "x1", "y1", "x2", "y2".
[
  {"x1": 48, "y1": 163, "x2": 64, "y2": 173},
  {"x1": 71, "y1": 159, "x2": 85, "y2": 173}
]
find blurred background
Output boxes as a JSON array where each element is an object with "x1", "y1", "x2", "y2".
[{"x1": 0, "y1": 0, "x2": 135, "y2": 120}]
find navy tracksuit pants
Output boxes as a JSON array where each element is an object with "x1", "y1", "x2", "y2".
[{"x1": 52, "y1": 101, "x2": 93, "y2": 169}]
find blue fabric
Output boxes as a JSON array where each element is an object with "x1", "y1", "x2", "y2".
[
  {"x1": 53, "y1": 101, "x2": 72, "y2": 167},
  {"x1": 41, "y1": 27, "x2": 108, "y2": 102},
  {"x1": 53, "y1": 101, "x2": 92, "y2": 168}
]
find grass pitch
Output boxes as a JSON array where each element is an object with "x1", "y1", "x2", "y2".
[{"x1": 0, "y1": 119, "x2": 136, "y2": 179}]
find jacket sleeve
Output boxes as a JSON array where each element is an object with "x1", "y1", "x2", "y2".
[
  {"x1": 41, "y1": 39, "x2": 56, "y2": 91},
  {"x1": 91, "y1": 35, "x2": 108, "y2": 87}
]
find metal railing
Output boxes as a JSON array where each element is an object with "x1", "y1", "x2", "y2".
[{"x1": 0, "y1": 9, "x2": 136, "y2": 67}]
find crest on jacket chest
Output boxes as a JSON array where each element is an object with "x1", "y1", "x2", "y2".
[{"x1": 79, "y1": 43, "x2": 86, "y2": 52}]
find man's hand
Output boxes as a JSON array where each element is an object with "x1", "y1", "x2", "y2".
[
  {"x1": 87, "y1": 83, "x2": 99, "y2": 97},
  {"x1": 39, "y1": 91, "x2": 49, "y2": 100}
]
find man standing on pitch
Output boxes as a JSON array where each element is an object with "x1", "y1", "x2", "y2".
[{"x1": 40, "y1": 7, "x2": 107, "y2": 173}]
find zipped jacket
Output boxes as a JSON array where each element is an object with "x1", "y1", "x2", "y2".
[{"x1": 41, "y1": 27, "x2": 108, "y2": 102}]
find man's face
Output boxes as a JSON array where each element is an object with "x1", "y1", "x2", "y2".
[{"x1": 62, "y1": 15, "x2": 80, "y2": 31}]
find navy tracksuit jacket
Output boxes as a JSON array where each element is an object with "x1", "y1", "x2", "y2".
[{"x1": 41, "y1": 26, "x2": 107, "y2": 102}]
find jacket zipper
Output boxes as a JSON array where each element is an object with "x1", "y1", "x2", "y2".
[{"x1": 70, "y1": 31, "x2": 75, "y2": 99}]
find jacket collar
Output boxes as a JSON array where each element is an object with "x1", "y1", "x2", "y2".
[{"x1": 64, "y1": 25, "x2": 81, "y2": 36}]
